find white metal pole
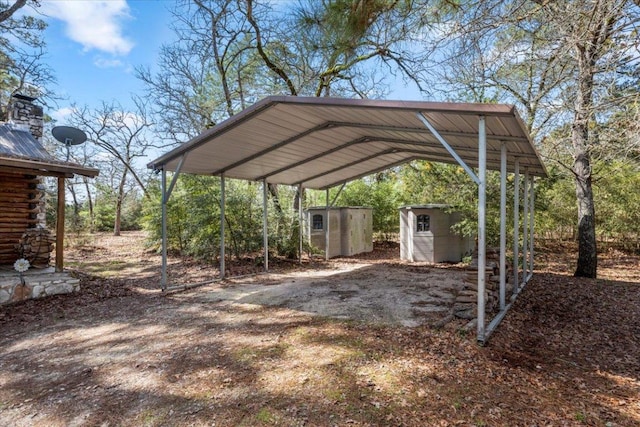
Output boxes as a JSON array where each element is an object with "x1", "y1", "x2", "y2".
[
  {"x1": 513, "y1": 159, "x2": 520, "y2": 293},
  {"x1": 529, "y1": 176, "x2": 535, "y2": 279},
  {"x1": 477, "y1": 116, "x2": 487, "y2": 342},
  {"x1": 523, "y1": 169, "x2": 530, "y2": 281},
  {"x1": 263, "y1": 179, "x2": 269, "y2": 272},
  {"x1": 325, "y1": 188, "x2": 330, "y2": 260},
  {"x1": 499, "y1": 142, "x2": 507, "y2": 310},
  {"x1": 220, "y1": 174, "x2": 226, "y2": 278},
  {"x1": 161, "y1": 168, "x2": 167, "y2": 291},
  {"x1": 298, "y1": 184, "x2": 303, "y2": 264}
]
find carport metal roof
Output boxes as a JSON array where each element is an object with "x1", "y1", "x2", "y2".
[{"x1": 148, "y1": 96, "x2": 547, "y2": 188}]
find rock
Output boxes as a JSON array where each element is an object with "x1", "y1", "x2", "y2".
[
  {"x1": 454, "y1": 308, "x2": 477, "y2": 319},
  {"x1": 0, "y1": 289, "x2": 10, "y2": 304},
  {"x1": 457, "y1": 289, "x2": 478, "y2": 297},
  {"x1": 45, "y1": 283, "x2": 74, "y2": 296},
  {"x1": 31, "y1": 285, "x2": 45, "y2": 298},
  {"x1": 11, "y1": 284, "x2": 31, "y2": 302},
  {"x1": 453, "y1": 302, "x2": 475, "y2": 312}
]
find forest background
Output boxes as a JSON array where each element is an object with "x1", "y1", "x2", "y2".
[{"x1": 2, "y1": 0, "x2": 639, "y2": 279}]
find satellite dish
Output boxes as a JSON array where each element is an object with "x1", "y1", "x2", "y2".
[{"x1": 52, "y1": 126, "x2": 87, "y2": 146}]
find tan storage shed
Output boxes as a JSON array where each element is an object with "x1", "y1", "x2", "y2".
[
  {"x1": 306, "y1": 207, "x2": 373, "y2": 258},
  {"x1": 399, "y1": 205, "x2": 473, "y2": 263}
]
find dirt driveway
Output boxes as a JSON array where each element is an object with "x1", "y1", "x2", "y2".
[{"x1": 200, "y1": 262, "x2": 464, "y2": 327}]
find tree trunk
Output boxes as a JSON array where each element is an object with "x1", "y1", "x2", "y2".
[
  {"x1": 83, "y1": 177, "x2": 94, "y2": 232},
  {"x1": 114, "y1": 169, "x2": 127, "y2": 236},
  {"x1": 572, "y1": 44, "x2": 597, "y2": 278},
  {"x1": 67, "y1": 181, "x2": 81, "y2": 233},
  {"x1": 573, "y1": 149, "x2": 597, "y2": 277},
  {"x1": 68, "y1": 181, "x2": 79, "y2": 215}
]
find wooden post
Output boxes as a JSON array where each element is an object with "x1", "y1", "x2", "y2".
[{"x1": 55, "y1": 176, "x2": 65, "y2": 272}]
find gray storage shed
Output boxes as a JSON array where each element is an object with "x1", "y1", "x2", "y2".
[
  {"x1": 306, "y1": 207, "x2": 373, "y2": 258},
  {"x1": 399, "y1": 205, "x2": 473, "y2": 263}
]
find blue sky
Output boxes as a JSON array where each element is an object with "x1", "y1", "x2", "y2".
[
  {"x1": 38, "y1": 0, "x2": 421, "y2": 124},
  {"x1": 40, "y1": 0, "x2": 174, "y2": 122}
]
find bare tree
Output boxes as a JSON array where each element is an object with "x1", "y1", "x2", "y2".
[
  {"x1": 136, "y1": 0, "x2": 257, "y2": 142},
  {"x1": 140, "y1": 0, "x2": 438, "y2": 142},
  {"x1": 513, "y1": 0, "x2": 640, "y2": 278},
  {"x1": 68, "y1": 100, "x2": 155, "y2": 235}
]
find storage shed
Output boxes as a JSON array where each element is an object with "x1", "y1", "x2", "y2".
[
  {"x1": 306, "y1": 207, "x2": 373, "y2": 258},
  {"x1": 399, "y1": 205, "x2": 473, "y2": 263}
]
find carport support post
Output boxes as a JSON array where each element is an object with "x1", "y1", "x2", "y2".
[
  {"x1": 477, "y1": 116, "x2": 487, "y2": 342},
  {"x1": 523, "y1": 169, "x2": 530, "y2": 281},
  {"x1": 263, "y1": 179, "x2": 269, "y2": 272},
  {"x1": 529, "y1": 176, "x2": 535, "y2": 280},
  {"x1": 159, "y1": 156, "x2": 186, "y2": 289},
  {"x1": 298, "y1": 183, "x2": 303, "y2": 264},
  {"x1": 325, "y1": 188, "x2": 330, "y2": 261},
  {"x1": 161, "y1": 168, "x2": 167, "y2": 289},
  {"x1": 513, "y1": 159, "x2": 520, "y2": 292},
  {"x1": 220, "y1": 174, "x2": 226, "y2": 278},
  {"x1": 499, "y1": 142, "x2": 507, "y2": 310}
]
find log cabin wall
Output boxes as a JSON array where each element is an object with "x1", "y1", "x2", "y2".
[
  {"x1": 0, "y1": 94, "x2": 52, "y2": 268},
  {"x1": 0, "y1": 171, "x2": 46, "y2": 266}
]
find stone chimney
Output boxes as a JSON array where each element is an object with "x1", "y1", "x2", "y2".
[
  {"x1": 6, "y1": 94, "x2": 48, "y2": 228},
  {"x1": 8, "y1": 93, "x2": 44, "y2": 141}
]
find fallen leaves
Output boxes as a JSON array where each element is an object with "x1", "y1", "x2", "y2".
[{"x1": 0, "y1": 233, "x2": 638, "y2": 426}]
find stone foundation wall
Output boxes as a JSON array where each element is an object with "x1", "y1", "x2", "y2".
[
  {"x1": 453, "y1": 247, "x2": 510, "y2": 322},
  {"x1": 0, "y1": 271, "x2": 80, "y2": 305}
]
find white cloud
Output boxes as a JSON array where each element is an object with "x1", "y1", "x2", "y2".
[
  {"x1": 42, "y1": 0, "x2": 134, "y2": 56},
  {"x1": 50, "y1": 106, "x2": 75, "y2": 124},
  {"x1": 93, "y1": 56, "x2": 124, "y2": 68}
]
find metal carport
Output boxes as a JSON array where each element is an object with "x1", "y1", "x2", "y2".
[{"x1": 148, "y1": 96, "x2": 547, "y2": 343}]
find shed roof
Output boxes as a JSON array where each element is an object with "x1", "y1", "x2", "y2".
[
  {"x1": 148, "y1": 96, "x2": 547, "y2": 189},
  {"x1": 400, "y1": 204, "x2": 452, "y2": 210},
  {"x1": 0, "y1": 123, "x2": 99, "y2": 178},
  {"x1": 306, "y1": 206, "x2": 373, "y2": 210}
]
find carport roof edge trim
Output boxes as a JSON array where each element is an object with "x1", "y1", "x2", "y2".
[{"x1": 147, "y1": 95, "x2": 548, "y2": 185}]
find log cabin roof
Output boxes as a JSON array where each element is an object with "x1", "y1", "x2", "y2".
[{"x1": 0, "y1": 123, "x2": 98, "y2": 178}]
